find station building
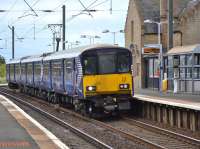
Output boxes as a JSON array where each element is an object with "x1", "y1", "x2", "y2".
[
  {"x1": 165, "y1": 45, "x2": 200, "y2": 93},
  {"x1": 125, "y1": 0, "x2": 200, "y2": 94}
]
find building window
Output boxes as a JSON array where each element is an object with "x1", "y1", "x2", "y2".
[
  {"x1": 154, "y1": 59, "x2": 160, "y2": 78},
  {"x1": 186, "y1": 55, "x2": 192, "y2": 65},
  {"x1": 173, "y1": 55, "x2": 179, "y2": 67},
  {"x1": 131, "y1": 21, "x2": 134, "y2": 42},
  {"x1": 180, "y1": 68, "x2": 185, "y2": 79},
  {"x1": 193, "y1": 68, "x2": 200, "y2": 79},
  {"x1": 194, "y1": 54, "x2": 200, "y2": 65},
  {"x1": 180, "y1": 55, "x2": 185, "y2": 66},
  {"x1": 168, "y1": 56, "x2": 173, "y2": 67},
  {"x1": 149, "y1": 59, "x2": 153, "y2": 78},
  {"x1": 168, "y1": 67, "x2": 174, "y2": 79}
]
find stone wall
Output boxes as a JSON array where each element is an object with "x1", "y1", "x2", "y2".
[{"x1": 125, "y1": 0, "x2": 143, "y2": 91}]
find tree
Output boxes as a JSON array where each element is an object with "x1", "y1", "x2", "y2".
[{"x1": 0, "y1": 55, "x2": 5, "y2": 64}]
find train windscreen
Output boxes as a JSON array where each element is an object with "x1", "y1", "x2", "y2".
[{"x1": 83, "y1": 49, "x2": 131, "y2": 75}]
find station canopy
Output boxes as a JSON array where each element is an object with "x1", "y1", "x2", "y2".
[{"x1": 167, "y1": 44, "x2": 200, "y2": 55}]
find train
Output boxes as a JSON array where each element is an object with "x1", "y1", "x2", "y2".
[{"x1": 6, "y1": 44, "x2": 134, "y2": 117}]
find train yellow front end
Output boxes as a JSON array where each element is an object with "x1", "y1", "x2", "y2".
[
  {"x1": 83, "y1": 73, "x2": 133, "y2": 96},
  {"x1": 81, "y1": 46, "x2": 134, "y2": 116}
]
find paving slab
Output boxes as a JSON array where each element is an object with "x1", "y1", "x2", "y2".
[
  {"x1": 0, "y1": 95, "x2": 69, "y2": 149},
  {"x1": 0, "y1": 102, "x2": 39, "y2": 149}
]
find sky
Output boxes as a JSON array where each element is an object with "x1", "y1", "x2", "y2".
[{"x1": 0, "y1": 0, "x2": 129, "y2": 61}]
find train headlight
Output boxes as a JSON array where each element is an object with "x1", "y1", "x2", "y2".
[
  {"x1": 119, "y1": 84, "x2": 129, "y2": 89},
  {"x1": 86, "y1": 86, "x2": 96, "y2": 91}
]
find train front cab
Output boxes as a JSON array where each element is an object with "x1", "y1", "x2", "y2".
[{"x1": 81, "y1": 47, "x2": 134, "y2": 116}]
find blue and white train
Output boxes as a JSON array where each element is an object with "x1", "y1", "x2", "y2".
[{"x1": 6, "y1": 44, "x2": 134, "y2": 116}]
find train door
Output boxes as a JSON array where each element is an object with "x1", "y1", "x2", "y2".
[
  {"x1": 51, "y1": 60, "x2": 63, "y2": 92},
  {"x1": 64, "y1": 58, "x2": 75, "y2": 96}
]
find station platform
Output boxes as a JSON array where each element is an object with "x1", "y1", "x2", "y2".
[
  {"x1": 0, "y1": 94, "x2": 68, "y2": 149},
  {"x1": 134, "y1": 90, "x2": 200, "y2": 131},
  {"x1": 135, "y1": 89, "x2": 200, "y2": 111}
]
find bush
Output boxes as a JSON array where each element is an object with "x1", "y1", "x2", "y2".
[{"x1": 0, "y1": 63, "x2": 6, "y2": 83}]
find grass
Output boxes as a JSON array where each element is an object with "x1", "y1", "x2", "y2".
[{"x1": 0, "y1": 77, "x2": 6, "y2": 84}]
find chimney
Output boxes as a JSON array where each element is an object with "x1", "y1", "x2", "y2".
[
  {"x1": 160, "y1": 0, "x2": 167, "y2": 21},
  {"x1": 173, "y1": 0, "x2": 181, "y2": 20},
  {"x1": 160, "y1": 0, "x2": 168, "y2": 50}
]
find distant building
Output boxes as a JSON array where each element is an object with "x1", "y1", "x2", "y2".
[{"x1": 124, "y1": 0, "x2": 200, "y2": 92}]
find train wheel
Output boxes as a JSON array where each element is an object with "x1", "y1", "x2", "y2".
[
  {"x1": 51, "y1": 94, "x2": 56, "y2": 104},
  {"x1": 80, "y1": 103, "x2": 87, "y2": 116},
  {"x1": 20, "y1": 87, "x2": 23, "y2": 93},
  {"x1": 86, "y1": 101, "x2": 95, "y2": 118},
  {"x1": 54, "y1": 94, "x2": 59, "y2": 104}
]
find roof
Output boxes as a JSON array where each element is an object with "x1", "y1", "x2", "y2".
[
  {"x1": 167, "y1": 44, "x2": 200, "y2": 55},
  {"x1": 134, "y1": 0, "x2": 191, "y2": 33},
  {"x1": 179, "y1": 0, "x2": 200, "y2": 20},
  {"x1": 43, "y1": 44, "x2": 128, "y2": 61},
  {"x1": 6, "y1": 53, "x2": 53, "y2": 64},
  {"x1": 7, "y1": 44, "x2": 129, "y2": 63},
  {"x1": 21, "y1": 54, "x2": 44, "y2": 63},
  {"x1": 6, "y1": 58, "x2": 21, "y2": 64}
]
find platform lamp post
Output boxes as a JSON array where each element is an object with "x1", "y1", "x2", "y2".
[
  {"x1": 80, "y1": 35, "x2": 101, "y2": 45},
  {"x1": 65, "y1": 41, "x2": 80, "y2": 49},
  {"x1": 102, "y1": 29, "x2": 124, "y2": 45},
  {"x1": 144, "y1": 19, "x2": 163, "y2": 94}
]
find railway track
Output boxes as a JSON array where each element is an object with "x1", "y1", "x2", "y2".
[
  {"x1": 106, "y1": 118, "x2": 200, "y2": 149},
  {"x1": 1, "y1": 87, "x2": 200, "y2": 149},
  {"x1": 123, "y1": 117, "x2": 200, "y2": 148},
  {"x1": 0, "y1": 88, "x2": 112, "y2": 149}
]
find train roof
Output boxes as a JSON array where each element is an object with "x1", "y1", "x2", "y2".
[
  {"x1": 6, "y1": 58, "x2": 21, "y2": 64},
  {"x1": 6, "y1": 52, "x2": 53, "y2": 64},
  {"x1": 20, "y1": 52, "x2": 53, "y2": 63},
  {"x1": 6, "y1": 44, "x2": 130, "y2": 64},
  {"x1": 43, "y1": 44, "x2": 130, "y2": 61}
]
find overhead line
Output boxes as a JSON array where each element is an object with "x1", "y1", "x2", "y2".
[
  {"x1": 78, "y1": 0, "x2": 93, "y2": 17},
  {"x1": 23, "y1": 0, "x2": 38, "y2": 16},
  {"x1": 91, "y1": 0, "x2": 110, "y2": 8},
  {"x1": 9, "y1": 0, "x2": 69, "y2": 39},
  {"x1": 0, "y1": 0, "x2": 19, "y2": 22}
]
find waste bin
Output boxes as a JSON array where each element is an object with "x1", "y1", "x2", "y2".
[{"x1": 162, "y1": 79, "x2": 167, "y2": 92}]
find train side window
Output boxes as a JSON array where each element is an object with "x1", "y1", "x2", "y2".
[
  {"x1": 52, "y1": 60, "x2": 62, "y2": 77},
  {"x1": 65, "y1": 59, "x2": 74, "y2": 73},
  {"x1": 83, "y1": 56, "x2": 97, "y2": 75},
  {"x1": 117, "y1": 52, "x2": 131, "y2": 73}
]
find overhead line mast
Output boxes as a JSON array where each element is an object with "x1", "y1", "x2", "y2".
[{"x1": 62, "y1": 5, "x2": 66, "y2": 50}]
